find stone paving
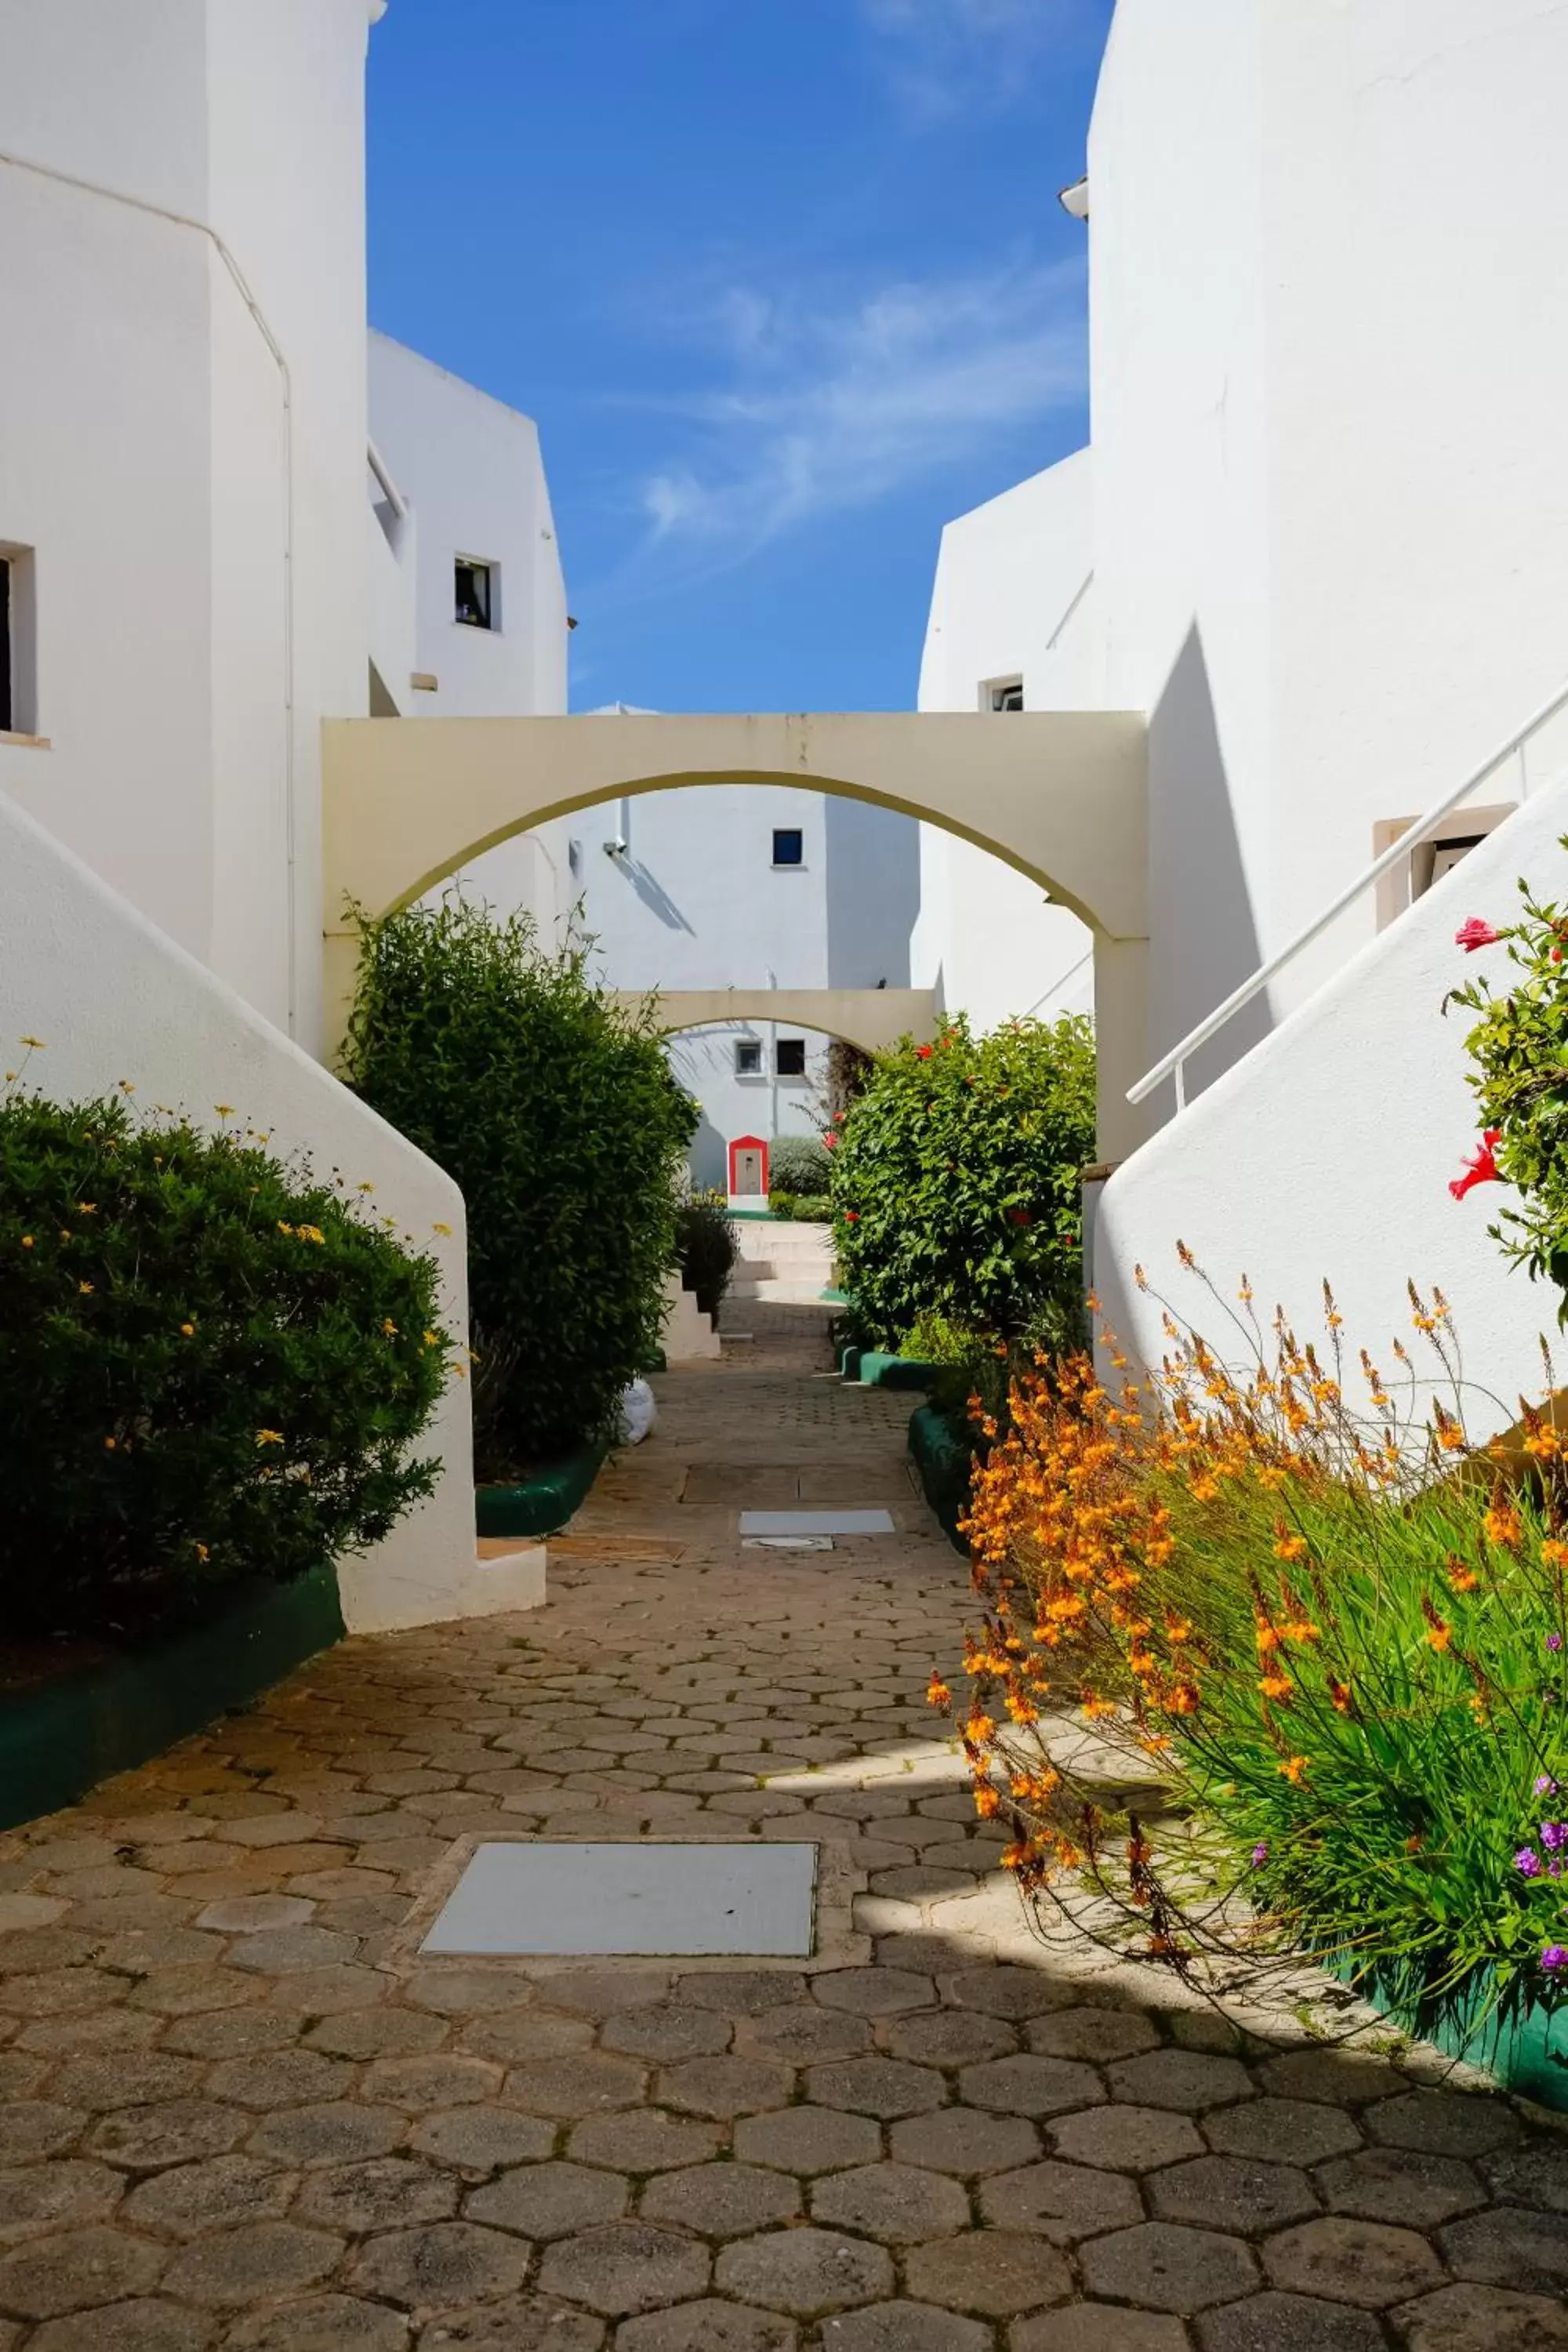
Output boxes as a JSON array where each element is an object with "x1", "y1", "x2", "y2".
[{"x1": 0, "y1": 1301, "x2": 1566, "y2": 2348}]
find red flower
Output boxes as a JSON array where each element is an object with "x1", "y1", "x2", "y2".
[
  {"x1": 1450, "y1": 1128, "x2": 1502, "y2": 1201},
  {"x1": 823, "y1": 1131, "x2": 837, "y2": 1149},
  {"x1": 1007, "y1": 1208, "x2": 1033, "y2": 1227},
  {"x1": 843, "y1": 1209, "x2": 859, "y2": 1222},
  {"x1": 1455, "y1": 917, "x2": 1499, "y2": 953},
  {"x1": 916, "y1": 1044, "x2": 933, "y2": 1060}
]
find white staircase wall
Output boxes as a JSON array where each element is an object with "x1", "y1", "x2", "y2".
[
  {"x1": 1094, "y1": 783, "x2": 1568, "y2": 1439},
  {"x1": 0, "y1": 792, "x2": 482, "y2": 1635}
]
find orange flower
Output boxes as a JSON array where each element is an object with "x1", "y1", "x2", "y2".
[
  {"x1": 1258, "y1": 1673, "x2": 1294, "y2": 1702},
  {"x1": 926, "y1": 1674, "x2": 953, "y2": 1711},
  {"x1": 1278, "y1": 1755, "x2": 1308, "y2": 1784}
]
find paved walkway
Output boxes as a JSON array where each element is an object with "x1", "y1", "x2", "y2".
[{"x1": 1, "y1": 1305, "x2": 1566, "y2": 2350}]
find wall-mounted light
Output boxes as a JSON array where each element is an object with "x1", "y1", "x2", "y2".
[{"x1": 1059, "y1": 176, "x2": 1090, "y2": 221}]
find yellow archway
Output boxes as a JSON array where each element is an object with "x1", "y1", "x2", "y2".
[
  {"x1": 622, "y1": 989, "x2": 939, "y2": 1058},
  {"x1": 321, "y1": 709, "x2": 1149, "y2": 1155}
]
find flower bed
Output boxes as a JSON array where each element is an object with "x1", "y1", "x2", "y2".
[{"x1": 936, "y1": 1267, "x2": 1568, "y2": 2099}]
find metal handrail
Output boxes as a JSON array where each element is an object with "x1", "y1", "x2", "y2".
[{"x1": 1127, "y1": 672, "x2": 1568, "y2": 1111}]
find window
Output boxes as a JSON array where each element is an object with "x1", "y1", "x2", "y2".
[
  {"x1": 771, "y1": 827, "x2": 804, "y2": 867},
  {"x1": 735, "y1": 1039, "x2": 763, "y2": 1076},
  {"x1": 985, "y1": 677, "x2": 1025, "y2": 713},
  {"x1": 0, "y1": 546, "x2": 38, "y2": 737},
  {"x1": 455, "y1": 557, "x2": 497, "y2": 630},
  {"x1": 775, "y1": 1038, "x2": 807, "y2": 1078}
]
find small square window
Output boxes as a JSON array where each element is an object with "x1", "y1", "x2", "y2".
[
  {"x1": 0, "y1": 546, "x2": 38, "y2": 737},
  {"x1": 986, "y1": 677, "x2": 1025, "y2": 713},
  {"x1": 775, "y1": 1038, "x2": 807, "y2": 1078},
  {"x1": 771, "y1": 828, "x2": 804, "y2": 867},
  {"x1": 735, "y1": 1040, "x2": 763, "y2": 1076},
  {"x1": 456, "y1": 557, "x2": 497, "y2": 630}
]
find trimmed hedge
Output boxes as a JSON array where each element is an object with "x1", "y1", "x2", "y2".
[{"x1": 344, "y1": 899, "x2": 695, "y2": 1465}]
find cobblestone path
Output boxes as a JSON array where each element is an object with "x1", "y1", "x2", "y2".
[{"x1": 1, "y1": 1304, "x2": 1566, "y2": 2349}]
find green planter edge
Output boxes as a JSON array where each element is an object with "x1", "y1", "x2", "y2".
[
  {"x1": 1336, "y1": 1962, "x2": 1568, "y2": 2114},
  {"x1": 909, "y1": 1403, "x2": 973, "y2": 1556},
  {"x1": 475, "y1": 1442, "x2": 608, "y2": 1541},
  {"x1": 0, "y1": 1565, "x2": 345, "y2": 1835},
  {"x1": 839, "y1": 1348, "x2": 940, "y2": 1391}
]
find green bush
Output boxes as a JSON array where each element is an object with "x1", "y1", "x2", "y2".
[
  {"x1": 676, "y1": 1188, "x2": 738, "y2": 1319},
  {"x1": 1450, "y1": 851, "x2": 1568, "y2": 1306},
  {"x1": 829, "y1": 1014, "x2": 1094, "y2": 1349},
  {"x1": 0, "y1": 1091, "x2": 448, "y2": 1640},
  {"x1": 344, "y1": 899, "x2": 695, "y2": 1465},
  {"x1": 768, "y1": 1133, "x2": 831, "y2": 1192},
  {"x1": 786, "y1": 1192, "x2": 833, "y2": 1224}
]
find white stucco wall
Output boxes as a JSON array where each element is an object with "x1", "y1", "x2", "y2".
[
  {"x1": 1095, "y1": 783, "x2": 1568, "y2": 1443},
  {"x1": 0, "y1": 792, "x2": 510, "y2": 1637},
  {"x1": 1087, "y1": 0, "x2": 1568, "y2": 1099},
  {"x1": 0, "y1": 0, "x2": 377, "y2": 1051},
  {"x1": 913, "y1": 453, "x2": 1098, "y2": 1033},
  {"x1": 368, "y1": 331, "x2": 568, "y2": 724}
]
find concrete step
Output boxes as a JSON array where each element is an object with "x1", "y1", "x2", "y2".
[{"x1": 730, "y1": 1277, "x2": 837, "y2": 1305}]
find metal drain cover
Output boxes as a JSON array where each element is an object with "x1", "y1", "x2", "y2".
[
  {"x1": 420, "y1": 1841, "x2": 818, "y2": 1958},
  {"x1": 738, "y1": 1509, "x2": 895, "y2": 1536}
]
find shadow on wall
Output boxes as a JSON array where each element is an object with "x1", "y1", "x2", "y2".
[
  {"x1": 826, "y1": 800, "x2": 920, "y2": 989},
  {"x1": 1147, "y1": 625, "x2": 1269, "y2": 1104},
  {"x1": 690, "y1": 1109, "x2": 728, "y2": 1192},
  {"x1": 619, "y1": 857, "x2": 695, "y2": 935}
]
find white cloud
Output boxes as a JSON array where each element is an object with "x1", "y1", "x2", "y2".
[
  {"x1": 629, "y1": 258, "x2": 1084, "y2": 579},
  {"x1": 862, "y1": 0, "x2": 1083, "y2": 123}
]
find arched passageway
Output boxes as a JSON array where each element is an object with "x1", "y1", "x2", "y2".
[
  {"x1": 321, "y1": 710, "x2": 1149, "y2": 1156},
  {"x1": 622, "y1": 988, "x2": 938, "y2": 1058}
]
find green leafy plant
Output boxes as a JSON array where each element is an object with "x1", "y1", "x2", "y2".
[
  {"x1": 1448, "y1": 857, "x2": 1568, "y2": 1306},
  {"x1": 768, "y1": 1132, "x2": 831, "y2": 1192},
  {"x1": 343, "y1": 898, "x2": 695, "y2": 1465},
  {"x1": 771, "y1": 1191, "x2": 833, "y2": 1224},
  {"x1": 0, "y1": 1088, "x2": 448, "y2": 1641},
  {"x1": 676, "y1": 1187, "x2": 738, "y2": 1319},
  {"x1": 956, "y1": 1265, "x2": 1568, "y2": 2038},
  {"x1": 829, "y1": 1014, "x2": 1094, "y2": 1349}
]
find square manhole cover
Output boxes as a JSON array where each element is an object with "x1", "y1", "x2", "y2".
[{"x1": 419, "y1": 1841, "x2": 818, "y2": 1958}]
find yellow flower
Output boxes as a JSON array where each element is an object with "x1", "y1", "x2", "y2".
[
  {"x1": 104, "y1": 1435, "x2": 117, "y2": 1450},
  {"x1": 214, "y1": 1104, "x2": 236, "y2": 1119},
  {"x1": 78, "y1": 1280, "x2": 93, "y2": 1295},
  {"x1": 20, "y1": 1236, "x2": 33, "y2": 1249},
  {"x1": 118, "y1": 1078, "x2": 136, "y2": 1094},
  {"x1": 77, "y1": 1203, "x2": 96, "y2": 1214},
  {"x1": 432, "y1": 1221, "x2": 453, "y2": 1236},
  {"x1": 926, "y1": 1673, "x2": 952, "y2": 1711},
  {"x1": 1258, "y1": 1672, "x2": 1294, "y2": 1701},
  {"x1": 193, "y1": 1541, "x2": 209, "y2": 1563},
  {"x1": 277, "y1": 1221, "x2": 295, "y2": 1237},
  {"x1": 256, "y1": 1428, "x2": 284, "y2": 1447},
  {"x1": 180, "y1": 1323, "x2": 195, "y2": 1338},
  {"x1": 423, "y1": 1329, "x2": 441, "y2": 1348},
  {"x1": 381, "y1": 1319, "x2": 399, "y2": 1337},
  {"x1": 358, "y1": 1181, "x2": 376, "y2": 1194},
  {"x1": 1278, "y1": 1755, "x2": 1308, "y2": 1784},
  {"x1": 18, "y1": 1036, "x2": 46, "y2": 1050}
]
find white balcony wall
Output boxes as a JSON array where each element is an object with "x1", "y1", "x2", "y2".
[
  {"x1": 1095, "y1": 783, "x2": 1568, "y2": 1445},
  {"x1": 0, "y1": 792, "x2": 488, "y2": 1637}
]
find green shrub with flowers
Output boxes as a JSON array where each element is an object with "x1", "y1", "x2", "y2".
[
  {"x1": 826, "y1": 1013, "x2": 1094, "y2": 1355},
  {"x1": 950, "y1": 1265, "x2": 1568, "y2": 2049},
  {"x1": 1447, "y1": 851, "x2": 1568, "y2": 1304},
  {"x1": 0, "y1": 1079, "x2": 449, "y2": 1642}
]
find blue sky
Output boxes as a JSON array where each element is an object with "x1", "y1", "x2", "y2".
[{"x1": 367, "y1": 0, "x2": 1112, "y2": 714}]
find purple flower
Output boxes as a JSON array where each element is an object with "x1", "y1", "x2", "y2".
[
  {"x1": 1516, "y1": 1847, "x2": 1543, "y2": 1878},
  {"x1": 1549, "y1": 1634, "x2": 1565, "y2": 1653},
  {"x1": 1535, "y1": 1776, "x2": 1560, "y2": 1797},
  {"x1": 1542, "y1": 1945, "x2": 1568, "y2": 1972},
  {"x1": 1542, "y1": 1822, "x2": 1568, "y2": 1852},
  {"x1": 1251, "y1": 1842, "x2": 1269, "y2": 1867}
]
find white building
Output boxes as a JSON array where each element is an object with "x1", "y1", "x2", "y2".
[
  {"x1": 0, "y1": 0, "x2": 566, "y2": 1632},
  {"x1": 914, "y1": 0, "x2": 1568, "y2": 1424},
  {"x1": 530, "y1": 775, "x2": 918, "y2": 1191}
]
